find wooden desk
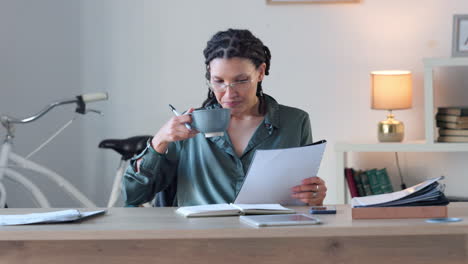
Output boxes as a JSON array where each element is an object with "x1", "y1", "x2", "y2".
[{"x1": 1, "y1": 203, "x2": 467, "y2": 264}]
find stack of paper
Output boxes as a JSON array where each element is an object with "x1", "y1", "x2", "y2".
[
  {"x1": 351, "y1": 176, "x2": 449, "y2": 208},
  {"x1": 234, "y1": 140, "x2": 327, "y2": 205}
]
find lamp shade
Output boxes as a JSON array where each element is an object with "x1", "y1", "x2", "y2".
[{"x1": 371, "y1": 70, "x2": 412, "y2": 110}]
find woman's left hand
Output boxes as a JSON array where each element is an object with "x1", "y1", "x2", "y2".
[{"x1": 291, "y1": 177, "x2": 327, "y2": 206}]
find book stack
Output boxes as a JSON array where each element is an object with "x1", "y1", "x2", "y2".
[
  {"x1": 351, "y1": 176, "x2": 449, "y2": 219},
  {"x1": 344, "y1": 168, "x2": 393, "y2": 198},
  {"x1": 436, "y1": 106, "x2": 468, "y2": 142}
]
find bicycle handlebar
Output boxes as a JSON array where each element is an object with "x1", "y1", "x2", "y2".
[
  {"x1": 76, "y1": 92, "x2": 109, "y2": 114},
  {"x1": 81, "y1": 92, "x2": 109, "y2": 103},
  {"x1": 1, "y1": 92, "x2": 109, "y2": 125}
]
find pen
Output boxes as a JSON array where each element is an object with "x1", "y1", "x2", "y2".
[
  {"x1": 308, "y1": 139, "x2": 327, "y2": 146},
  {"x1": 169, "y1": 104, "x2": 192, "y2": 130}
]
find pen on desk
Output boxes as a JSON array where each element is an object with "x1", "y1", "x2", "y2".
[{"x1": 169, "y1": 104, "x2": 192, "y2": 130}]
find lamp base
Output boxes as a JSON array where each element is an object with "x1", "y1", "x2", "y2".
[{"x1": 378, "y1": 113, "x2": 404, "y2": 142}]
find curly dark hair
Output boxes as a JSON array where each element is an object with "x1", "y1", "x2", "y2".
[{"x1": 202, "y1": 29, "x2": 271, "y2": 114}]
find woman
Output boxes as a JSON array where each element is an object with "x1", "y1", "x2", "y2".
[{"x1": 123, "y1": 29, "x2": 327, "y2": 206}]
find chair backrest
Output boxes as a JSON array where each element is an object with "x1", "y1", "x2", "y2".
[{"x1": 153, "y1": 177, "x2": 177, "y2": 207}]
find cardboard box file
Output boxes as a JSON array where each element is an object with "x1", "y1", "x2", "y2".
[{"x1": 352, "y1": 206, "x2": 448, "y2": 219}]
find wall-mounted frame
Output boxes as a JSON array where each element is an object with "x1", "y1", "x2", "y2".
[
  {"x1": 452, "y1": 14, "x2": 468, "y2": 57},
  {"x1": 268, "y1": 0, "x2": 359, "y2": 3}
]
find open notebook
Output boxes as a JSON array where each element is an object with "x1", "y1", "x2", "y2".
[{"x1": 175, "y1": 203, "x2": 295, "y2": 217}]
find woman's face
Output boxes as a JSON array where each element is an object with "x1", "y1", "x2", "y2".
[{"x1": 208, "y1": 57, "x2": 265, "y2": 116}]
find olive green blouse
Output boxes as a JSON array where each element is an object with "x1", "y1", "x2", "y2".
[{"x1": 123, "y1": 94, "x2": 312, "y2": 206}]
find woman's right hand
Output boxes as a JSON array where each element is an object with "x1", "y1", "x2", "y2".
[
  {"x1": 151, "y1": 108, "x2": 199, "y2": 153},
  {"x1": 135, "y1": 108, "x2": 198, "y2": 172}
]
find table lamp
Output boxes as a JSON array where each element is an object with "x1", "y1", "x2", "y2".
[{"x1": 371, "y1": 70, "x2": 412, "y2": 142}]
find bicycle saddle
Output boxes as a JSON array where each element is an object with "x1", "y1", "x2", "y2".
[{"x1": 99, "y1": 135, "x2": 152, "y2": 160}]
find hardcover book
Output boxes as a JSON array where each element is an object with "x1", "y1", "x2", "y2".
[
  {"x1": 438, "y1": 136, "x2": 468, "y2": 143},
  {"x1": 345, "y1": 168, "x2": 359, "y2": 198},
  {"x1": 353, "y1": 170, "x2": 365, "y2": 197},
  {"x1": 437, "y1": 107, "x2": 468, "y2": 116},
  {"x1": 436, "y1": 121, "x2": 468, "y2": 129},
  {"x1": 359, "y1": 171, "x2": 373, "y2": 196},
  {"x1": 376, "y1": 168, "x2": 393, "y2": 193},
  {"x1": 366, "y1": 169, "x2": 383, "y2": 195},
  {"x1": 439, "y1": 129, "x2": 468, "y2": 137},
  {"x1": 435, "y1": 114, "x2": 468, "y2": 123}
]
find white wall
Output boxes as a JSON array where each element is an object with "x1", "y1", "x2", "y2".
[
  {"x1": 0, "y1": 0, "x2": 88, "y2": 207},
  {"x1": 81, "y1": 0, "x2": 468, "y2": 205},
  {"x1": 2, "y1": 0, "x2": 468, "y2": 207}
]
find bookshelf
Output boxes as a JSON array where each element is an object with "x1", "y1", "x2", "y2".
[{"x1": 335, "y1": 57, "x2": 468, "y2": 204}]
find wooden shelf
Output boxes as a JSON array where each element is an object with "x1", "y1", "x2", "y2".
[
  {"x1": 423, "y1": 57, "x2": 468, "y2": 67},
  {"x1": 335, "y1": 140, "x2": 468, "y2": 152},
  {"x1": 335, "y1": 57, "x2": 468, "y2": 204}
]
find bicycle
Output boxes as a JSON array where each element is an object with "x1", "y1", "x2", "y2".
[
  {"x1": 99, "y1": 135, "x2": 178, "y2": 207},
  {"x1": 98, "y1": 135, "x2": 151, "y2": 207},
  {"x1": 0, "y1": 92, "x2": 108, "y2": 208}
]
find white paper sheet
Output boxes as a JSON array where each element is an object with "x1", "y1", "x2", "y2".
[
  {"x1": 234, "y1": 141, "x2": 327, "y2": 205},
  {"x1": 0, "y1": 209, "x2": 106, "y2": 225}
]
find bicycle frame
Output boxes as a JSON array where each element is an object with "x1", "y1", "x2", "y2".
[
  {"x1": 107, "y1": 159, "x2": 127, "y2": 208},
  {"x1": 0, "y1": 140, "x2": 96, "y2": 208},
  {"x1": 0, "y1": 92, "x2": 107, "y2": 208}
]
